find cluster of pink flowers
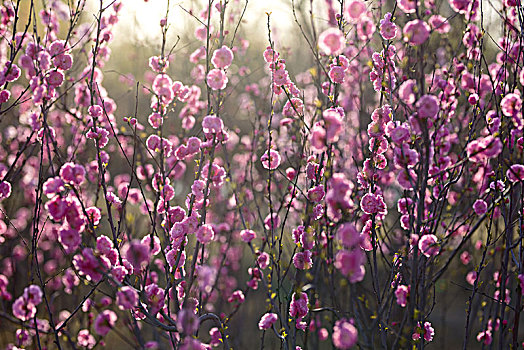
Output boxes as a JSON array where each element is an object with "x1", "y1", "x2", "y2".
[{"x1": 1, "y1": 0, "x2": 524, "y2": 348}]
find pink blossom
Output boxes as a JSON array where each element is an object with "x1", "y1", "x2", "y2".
[
  {"x1": 228, "y1": 290, "x2": 245, "y2": 304},
  {"x1": 59, "y1": 162, "x2": 85, "y2": 186},
  {"x1": 418, "y1": 234, "x2": 439, "y2": 257},
  {"x1": 379, "y1": 13, "x2": 398, "y2": 40},
  {"x1": 196, "y1": 265, "x2": 217, "y2": 293},
  {"x1": 500, "y1": 93, "x2": 522, "y2": 118},
  {"x1": 54, "y1": 54, "x2": 73, "y2": 70},
  {"x1": 46, "y1": 70, "x2": 64, "y2": 87},
  {"x1": 307, "y1": 185, "x2": 325, "y2": 202},
  {"x1": 196, "y1": 224, "x2": 215, "y2": 244},
  {"x1": 141, "y1": 235, "x2": 161, "y2": 256},
  {"x1": 336, "y1": 223, "x2": 361, "y2": 248},
  {"x1": 329, "y1": 65, "x2": 346, "y2": 83},
  {"x1": 318, "y1": 28, "x2": 345, "y2": 56},
  {"x1": 207, "y1": 68, "x2": 228, "y2": 90},
  {"x1": 289, "y1": 292, "x2": 309, "y2": 318},
  {"x1": 152, "y1": 74, "x2": 174, "y2": 103},
  {"x1": 202, "y1": 115, "x2": 224, "y2": 135},
  {"x1": 0, "y1": 89, "x2": 10, "y2": 103},
  {"x1": 12, "y1": 296, "x2": 36, "y2": 321},
  {"x1": 261, "y1": 149, "x2": 281, "y2": 170},
  {"x1": 473, "y1": 199, "x2": 488, "y2": 215},
  {"x1": 125, "y1": 240, "x2": 150, "y2": 271},
  {"x1": 398, "y1": 0, "x2": 418, "y2": 13},
  {"x1": 258, "y1": 312, "x2": 278, "y2": 330},
  {"x1": 240, "y1": 229, "x2": 256, "y2": 242},
  {"x1": 73, "y1": 248, "x2": 110, "y2": 282},
  {"x1": 273, "y1": 68, "x2": 290, "y2": 86},
  {"x1": 345, "y1": 1, "x2": 367, "y2": 22},
  {"x1": 477, "y1": 329, "x2": 493, "y2": 345},
  {"x1": 449, "y1": 0, "x2": 472, "y2": 13},
  {"x1": 416, "y1": 95, "x2": 439, "y2": 119},
  {"x1": 293, "y1": 250, "x2": 313, "y2": 270},
  {"x1": 45, "y1": 196, "x2": 68, "y2": 221},
  {"x1": 77, "y1": 329, "x2": 96, "y2": 349},
  {"x1": 412, "y1": 321, "x2": 434, "y2": 342},
  {"x1": 86, "y1": 206, "x2": 101, "y2": 226},
  {"x1": 263, "y1": 47, "x2": 279, "y2": 63},
  {"x1": 335, "y1": 249, "x2": 365, "y2": 283},
  {"x1": 403, "y1": 20, "x2": 431, "y2": 46},
  {"x1": 264, "y1": 213, "x2": 280, "y2": 230},
  {"x1": 429, "y1": 15, "x2": 451, "y2": 33},
  {"x1": 177, "y1": 308, "x2": 200, "y2": 334},
  {"x1": 257, "y1": 252, "x2": 270, "y2": 269},
  {"x1": 310, "y1": 123, "x2": 327, "y2": 151},
  {"x1": 324, "y1": 107, "x2": 344, "y2": 142},
  {"x1": 209, "y1": 327, "x2": 223, "y2": 346},
  {"x1": 149, "y1": 56, "x2": 168, "y2": 73},
  {"x1": 357, "y1": 17, "x2": 376, "y2": 40},
  {"x1": 467, "y1": 136, "x2": 503, "y2": 162},
  {"x1": 58, "y1": 227, "x2": 81, "y2": 253},
  {"x1": 211, "y1": 46, "x2": 234, "y2": 69},
  {"x1": 360, "y1": 193, "x2": 386, "y2": 215},
  {"x1": 332, "y1": 319, "x2": 358, "y2": 349},
  {"x1": 94, "y1": 310, "x2": 117, "y2": 336},
  {"x1": 395, "y1": 285, "x2": 410, "y2": 307},
  {"x1": 116, "y1": 286, "x2": 138, "y2": 310},
  {"x1": 145, "y1": 284, "x2": 165, "y2": 315},
  {"x1": 507, "y1": 164, "x2": 524, "y2": 183},
  {"x1": 398, "y1": 79, "x2": 417, "y2": 105},
  {"x1": 466, "y1": 270, "x2": 477, "y2": 285}
]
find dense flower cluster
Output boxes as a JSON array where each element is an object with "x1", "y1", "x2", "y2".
[{"x1": 0, "y1": 0, "x2": 522, "y2": 349}]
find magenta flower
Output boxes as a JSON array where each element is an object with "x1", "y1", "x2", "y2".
[
  {"x1": 261, "y1": 149, "x2": 281, "y2": 170},
  {"x1": 336, "y1": 223, "x2": 361, "y2": 248},
  {"x1": 257, "y1": 252, "x2": 270, "y2": 269},
  {"x1": 418, "y1": 234, "x2": 439, "y2": 258},
  {"x1": 507, "y1": 164, "x2": 524, "y2": 183},
  {"x1": 211, "y1": 45, "x2": 234, "y2": 69},
  {"x1": 258, "y1": 312, "x2": 278, "y2": 330},
  {"x1": 412, "y1": 321, "x2": 434, "y2": 342},
  {"x1": 329, "y1": 65, "x2": 346, "y2": 84},
  {"x1": 196, "y1": 224, "x2": 215, "y2": 244},
  {"x1": 145, "y1": 283, "x2": 165, "y2": 316},
  {"x1": 416, "y1": 95, "x2": 439, "y2": 119},
  {"x1": 207, "y1": 68, "x2": 228, "y2": 90},
  {"x1": 403, "y1": 20, "x2": 431, "y2": 46},
  {"x1": 379, "y1": 13, "x2": 398, "y2": 40},
  {"x1": 77, "y1": 329, "x2": 95, "y2": 349},
  {"x1": 335, "y1": 249, "x2": 365, "y2": 283},
  {"x1": 228, "y1": 290, "x2": 245, "y2": 304},
  {"x1": 307, "y1": 185, "x2": 325, "y2": 203},
  {"x1": 397, "y1": 0, "x2": 418, "y2": 13},
  {"x1": 395, "y1": 285, "x2": 410, "y2": 307},
  {"x1": 332, "y1": 319, "x2": 358, "y2": 349},
  {"x1": 360, "y1": 193, "x2": 386, "y2": 215},
  {"x1": 429, "y1": 15, "x2": 451, "y2": 33},
  {"x1": 240, "y1": 229, "x2": 256, "y2": 243},
  {"x1": 177, "y1": 308, "x2": 200, "y2": 334},
  {"x1": 94, "y1": 310, "x2": 117, "y2": 336},
  {"x1": 318, "y1": 28, "x2": 346, "y2": 56},
  {"x1": 289, "y1": 292, "x2": 309, "y2": 318},
  {"x1": 202, "y1": 115, "x2": 225, "y2": 135},
  {"x1": 293, "y1": 250, "x2": 313, "y2": 270},
  {"x1": 345, "y1": 0, "x2": 367, "y2": 22},
  {"x1": 125, "y1": 240, "x2": 151, "y2": 272},
  {"x1": 473, "y1": 199, "x2": 488, "y2": 215},
  {"x1": 116, "y1": 286, "x2": 138, "y2": 310},
  {"x1": 59, "y1": 162, "x2": 85, "y2": 186}
]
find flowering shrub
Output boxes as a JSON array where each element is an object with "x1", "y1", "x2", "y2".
[{"x1": 0, "y1": 0, "x2": 523, "y2": 349}]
